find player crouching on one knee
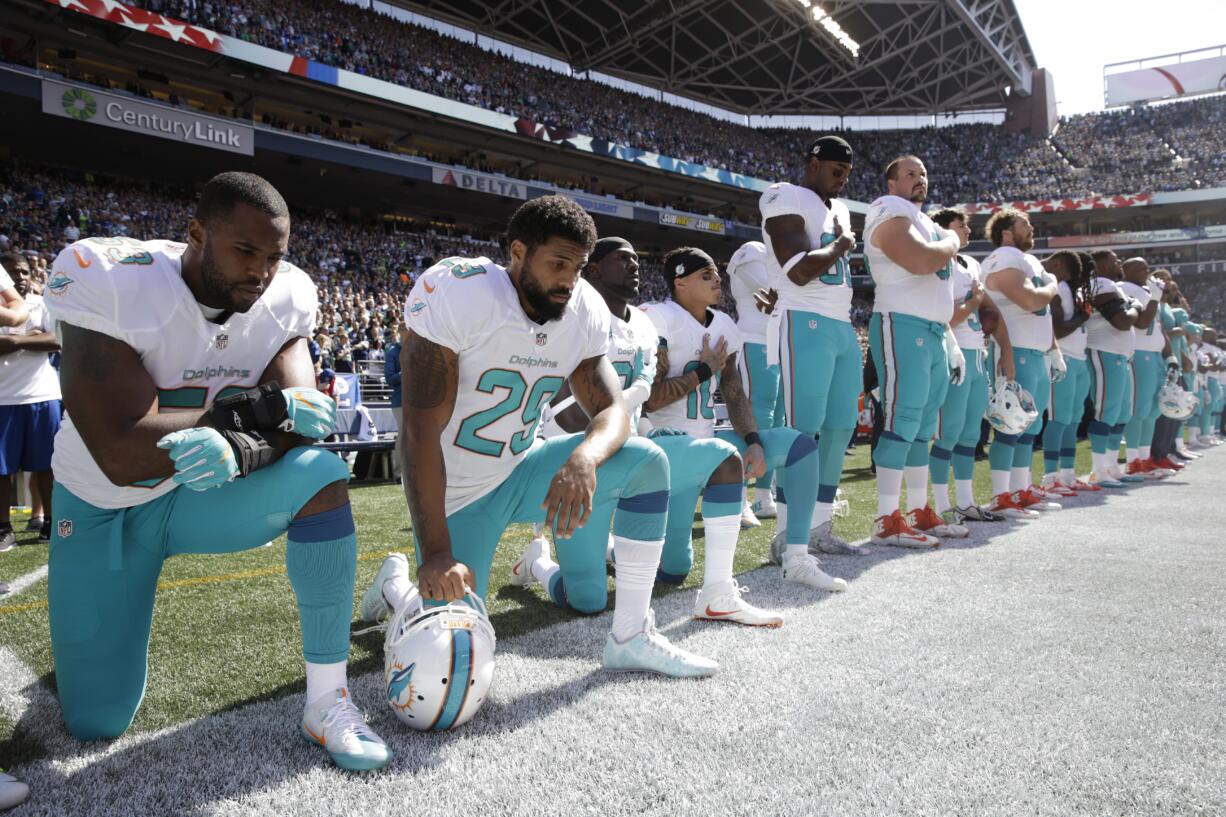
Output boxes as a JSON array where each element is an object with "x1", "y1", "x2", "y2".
[
  {"x1": 360, "y1": 197, "x2": 717, "y2": 683},
  {"x1": 44, "y1": 172, "x2": 391, "y2": 771}
]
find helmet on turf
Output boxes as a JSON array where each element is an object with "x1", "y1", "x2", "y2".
[
  {"x1": 383, "y1": 590, "x2": 496, "y2": 731},
  {"x1": 1159, "y1": 380, "x2": 1198, "y2": 420},
  {"x1": 986, "y1": 380, "x2": 1038, "y2": 435}
]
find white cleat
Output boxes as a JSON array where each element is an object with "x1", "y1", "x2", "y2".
[
  {"x1": 809, "y1": 520, "x2": 868, "y2": 555},
  {"x1": 603, "y1": 611, "x2": 718, "y2": 678},
  {"x1": 750, "y1": 491, "x2": 778, "y2": 519},
  {"x1": 359, "y1": 552, "x2": 411, "y2": 623},
  {"x1": 693, "y1": 579, "x2": 783, "y2": 628},
  {"x1": 739, "y1": 498, "x2": 761, "y2": 529},
  {"x1": 782, "y1": 552, "x2": 848, "y2": 592},
  {"x1": 301, "y1": 688, "x2": 392, "y2": 772},
  {"x1": 511, "y1": 535, "x2": 549, "y2": 588}
]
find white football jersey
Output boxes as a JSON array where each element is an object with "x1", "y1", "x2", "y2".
[
  {"x1": 1085, "y1": 276, "x2": 1135, "y2": 357},
  {"x1": 1055, "y1": 281, "x2": 1088, "y2": 360},
  {"x1": 642, "y1": 299, "x2": 741, "y2": 439},
  {"x1": 45, "y1": 237, "x2": 318, "y2": 509},
  {"x1": 727, "y1": 241, "x2": 770, "y2": 344},
  {"x1": 405, "y1": 256, "x2": 610, "y2": 514},
  {"x1": 864, "y1": 195, "x2": 955, "y2": 324},
  {"x1": 0, "y1": 294, "x2": 61, "y2": 405},
  {"x1": 759, "y1": 182, "x2": 853, "y2": 322},
  {"x1": 948, "y1": 255, "x2": 986, "y2": 351},
  {"x1": 0, "y1": 264, "x2": 13, "y2": 291},
  {"x1": 981, "y1": 247, "x2": 1054, "y2": 352},
  {"x1": 538, "y1": 303, "x2": 657, "y2": 439},
  {"x1": 1120, "y1": 280, "x2": 1164, "y2": 353}
]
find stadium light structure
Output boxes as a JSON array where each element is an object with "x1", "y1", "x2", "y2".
[{"x1": 791, "y1": 0, "x2": 860, "y2": 59}]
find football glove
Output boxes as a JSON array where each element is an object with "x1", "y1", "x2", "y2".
[
  {"x1": 157, "y1": 428, "x2": 240, "y2": 491},
  {"x1": 1146, "y1": 277, "x2": 1165, "y2": 300},
  {"x1": 948, "y1": 344, "x2": 966, "y2": 386},
  {"x1": 208, "y1": 383, "x2": 336, "y2": 440},
  {"x1": 1048, "y1": 347, "x2": 1067, "y2": 383}
]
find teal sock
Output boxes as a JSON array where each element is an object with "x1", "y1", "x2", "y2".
[{"x1": 287, "y1": 505, "x2": 357, "y2": 664}]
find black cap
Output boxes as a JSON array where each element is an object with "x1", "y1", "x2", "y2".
[
  {"x1": 590, "y1": 236, "x2": 635, "y2": 264},
  {"x1": 664, "y1": 248, "x2": 717, "y2": 286},
  {"x1": 807, "y1": 135, "x2": 854, "y2": 164}
]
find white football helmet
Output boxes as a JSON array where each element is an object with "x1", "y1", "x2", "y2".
[
  {"x1": 384, "y1": 591, "x2": 496, "y2": 732},
  {"x1": 986, "y1": 380, "x2": 1038, "y2": 435},
  {"x1": 1159, "y1": 381, "x2": 1199, "y2": 420}
]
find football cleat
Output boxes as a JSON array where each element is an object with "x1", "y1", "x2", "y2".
[
  {"x1": 906, "y1": 505, "x2": 969, "y2": 539},
  {"x1": 0, "y1": 529, "x2": 14, "y2": 554},
  {"x1": 986, "y1": 491, "x2": 1039, "y2": 519},
  {"x1": 870, "y1": 510, "x2": 940, "y2": 548},
  {"x1": 1040, "y1": 477, "x2": 1077, "y2": 497},
  {"x1": 750, "y1": 491, "x2": 777, "y2": 519},
  {"x1": 1070, "y1": 477, "x2": 1103, "y2": 492},
  {"x1": 1107, "y1": 464, "x2": 1144, "y2": 484},
  {"x1": 1087, "y1": 470, "x2": 1125, "y2": 489},
  {"x1": 24, "y1": 516, "x2": 43, "y2": 532},
  {"x1": 782, "y1": 552, "x2": 848, "y2": 591},
  {"x1": 739, "y1": 498, "x2": 761, "y2": 529},
  {"x1": 360, "y1": 552, "x2": 412, "y2": 623},
  {"x1": 604, "y1": 610, "x2": 718, "y2": 678},
  {"x1": 955, "y1": 503, "x2": 1004, "y2": 522},
  {"x1": 510, "y1": 534, "x2": 549, "y2": 588},
  {"x1": 809, "y1": 520, "x2": 868, "y2": 556},
  {"x1": 301, "y1": 688, "x2": 392, "y2": 772},
  {"x1": 693, "y1": 580, "x2": 783, "y2": 627},
  {"x1": 384, "y1": 591, "x2": 496, "y2": 731},
  {"x1": 1153, "y1": 456, "x2": 1184, "y2": 472},
  {"x1": 1017, "y1": 487, "x2": 1061, "y2": 511}
]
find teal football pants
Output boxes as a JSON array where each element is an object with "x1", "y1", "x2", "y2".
[
  {"x1": 48, "y1": 446, "x2": 353, "y2": 740},
  {"x1": 430, "y1": 435, "x2": 668, "y2": 613},
  {"x1": 931, "y1": 347, "x2": 988, "y2": 487},
  {"x1": 737, "y1": 341, "x2": 786, "y2": 491},
  {"x1": 1043, "y1": 356, "x2": 1090, "y2": 475},
  {"x1": 870, "y1": 312, "x2": 950, "y2": 471}
]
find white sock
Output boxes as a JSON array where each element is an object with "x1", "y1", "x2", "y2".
[
  {"x1": 955, "y1": 479, "x2": 975, "y2": 508},
  {"x1": 785, "y1": 544, "x2": 808, "y2": 562},
  {"x1": 876, "y1": 467, "x2": 903, "y2": 518},
  {"x1": 533, "y1": 522, "x2": 545, "y2": 536},
  {"x1": 991, "y1": 469, "x2": 1010, "y2": 497},
  {"x1": 1063, "y1": 467, "x2": 1076, "y2": 484},
  {"x1": 1010, "y1": 466, "x2": 1030, "y2": 493},
  {"x1": 305, "y1": 661, "x2": 348, "y2": 704},
  {"x1": 1126, "y1": 447, "x2": 1138, "y2": 464},
  {"x1": 382, "y1": 574, "x2": 419, "y2": 616},
  {"x1": 1188, "y1": 428, "x2": 1199, "y2": 442},
  {"x1": 701, "y1": 515, "x2": 740, "y2": 588},
  {"x1": 904, "y1": 466, "x2": 928, "y2": 512},
  {"x1": 530, "y1": 552, "x2": 560, "y2": 586},
  {"x1": 1140, "y1": 445, "x2": 1150, "y2": 460},
  {"x1": 611, "y1": 536, "x2": 662, "y2": 642},
  {"x1": 810, "y1": 501, "x2": 833, "y2": 529},
  {"x1": 932, "y1": 483, "x2": 952, "y2": 514}
]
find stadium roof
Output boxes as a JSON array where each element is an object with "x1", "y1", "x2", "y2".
[{"x1": 390, "y1": 0, "x2": 1038, "y2": 115}]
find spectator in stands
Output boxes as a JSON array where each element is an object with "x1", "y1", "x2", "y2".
[
  {"x1": 383, "y1": 323, "x2": 405, "y2": 481},
  {"x1": 0, "y1": 252, "x2": 62, "y2": 551}
]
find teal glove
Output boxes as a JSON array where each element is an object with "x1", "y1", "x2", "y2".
[
  {"x1": 157, "y1": 428, "x2": 239, "y2": 491},
  {"x1": 283, "y1": 387, "x2": 336, "y2": 439}
]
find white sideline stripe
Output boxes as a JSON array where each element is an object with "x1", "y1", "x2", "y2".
[{"x1": 4, "y1": 564, "x2": 48, "y2": 597}]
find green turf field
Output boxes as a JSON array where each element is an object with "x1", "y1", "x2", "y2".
[{"x1": 0, "y1": 440, "x2": 1097, "y2": 764}]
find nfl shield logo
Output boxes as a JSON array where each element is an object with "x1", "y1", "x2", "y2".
[
  {"x1": 808, "y1": 319, "x2": 817, "y2": 329},
  {"x1": 215, "y1": 333, "x2": 229, "y2": 350},
  {"x1": 58, "y1": 519, "x2": 73, "y2": 539},
  {"x1": 536, "y1": 333, "x2": 548, "y2": 346}
]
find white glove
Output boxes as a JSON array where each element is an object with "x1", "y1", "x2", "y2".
[
  {"x1": 948, "y1": 343, "x2": 966, "y2": 386},
  {"x1": 1146, "y1": 277, "x2": 1165, "y2": 300},
  {"x1": 1048, "y1": 347, "x2": 1067, "y2": 383}
]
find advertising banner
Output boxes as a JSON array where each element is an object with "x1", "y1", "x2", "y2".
[{"x1": 1106, "y1": 54, "x2": 1226, "y2": 106}]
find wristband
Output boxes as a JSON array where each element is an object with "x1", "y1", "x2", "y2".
[
  {"x1": 693, "y1": 362, "x2": 714, "y2": 383},
  {"x1": 743, "y1": 431, "x2": 763, "y2": 448},
  {"x1": 208, "y1": 382, "x2": 290, "y2": 434},
  {"x1": 221, "y1": 429, "x2": 279, "y2": 476}
]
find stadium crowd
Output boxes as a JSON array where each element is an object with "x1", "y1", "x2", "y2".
[{"x1": 128, "y1": 0, "x2": 1226, "y2": 203}]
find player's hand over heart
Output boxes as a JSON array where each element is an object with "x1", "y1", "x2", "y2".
[
  {"x1": 543, "y1": 449, "x2": 598, "y2": 539},
  {"x1": 753, "y1": 287, "x2": 778, "y2": 315},
  {"x1": 417, "y1": 555, "x2": 475, "y2": 603},
  {"x1": 699, "y1": 333, "x2": 729, "y2": 373}
]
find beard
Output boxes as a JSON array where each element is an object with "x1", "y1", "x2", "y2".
[
  {"x1": 521, "y1": 266, "x2": 571, "y2": 322},
  {"x1": 199, "y1": 242, "x2": 258, "y2": 313}
]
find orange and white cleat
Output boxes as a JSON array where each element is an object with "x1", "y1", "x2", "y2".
[
  {"x1": 871, "y1": 509, "x2": 940, "y2": 549},
  {"x1": 987, "y1": 491, "x2": 1039, "y2": 519}
]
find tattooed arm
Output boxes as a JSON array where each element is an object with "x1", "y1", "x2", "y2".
[
  {"x1": 541, "y1": 355, "x2": 630, "y2": 539},
  {"x1": 59, "y1": 323, "x2": 210, "y2": 485},
  {"x1": 720, "y1": 354, "x2": 757, "y2": 439},
  {"x1": 400, "y1": 329, "x2": 473, "y2": 602},
  {"x1": 644, "y1": 334, "x2": 729, "y2": 412}
]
